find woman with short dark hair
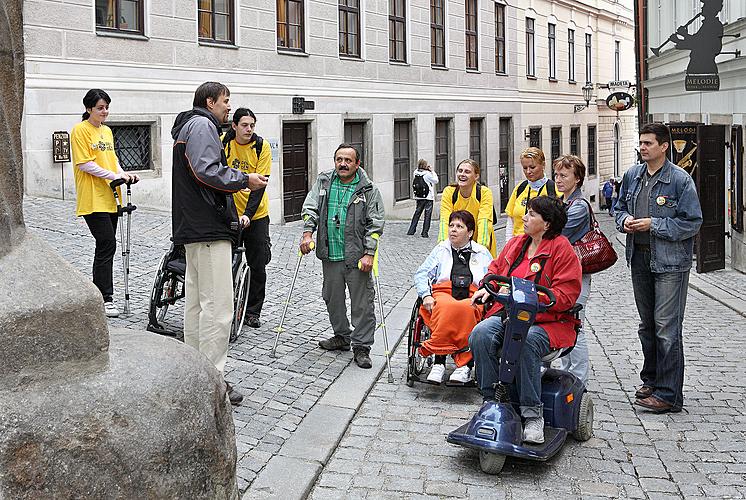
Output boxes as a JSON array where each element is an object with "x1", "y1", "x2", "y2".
[
  {"x1": 414, "y1": 210, "x2": 493, "y2": 384},
  {"x1": 469, "y1": 195, "x2": 581, "y2": 444}
]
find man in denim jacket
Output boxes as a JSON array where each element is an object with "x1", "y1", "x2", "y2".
[{"x1": 615, "y1": 123, "x2": 703, "y2": 414}]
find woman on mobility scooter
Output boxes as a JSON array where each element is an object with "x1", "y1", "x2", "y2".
[
  {"x1": 412, "y1": 210, "x2": 493, "y2": 384},
  {"x1": 469, "y1": 195, "x2": 581, "y2": 444}
]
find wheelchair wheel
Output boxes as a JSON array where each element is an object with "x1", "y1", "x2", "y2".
[
  {"x1": 406, "y1": 298, "x2": 431, "y2": 386},
  {"x1": 148, "y1": 253, "x2": 173, "y2": 330},
  {"x1": 230, "y1": 263, "x2": 250, "y2": 343}
]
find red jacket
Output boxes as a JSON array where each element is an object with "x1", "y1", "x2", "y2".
[{"x1": 482, "y1": 234, "x2": 582, "y2": 348}]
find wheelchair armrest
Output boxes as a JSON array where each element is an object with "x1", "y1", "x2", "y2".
[{"x1": 567, "y1": 304, "x2": 583, "y2": 316}]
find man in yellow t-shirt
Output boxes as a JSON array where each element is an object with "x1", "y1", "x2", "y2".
[{"x1": 223, "y1": 108, "x2": 272, "y2": 328}]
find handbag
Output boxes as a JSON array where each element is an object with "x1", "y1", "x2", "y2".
[{"x1": 569, "y1": 199, "x2": 618, "y2": 274}]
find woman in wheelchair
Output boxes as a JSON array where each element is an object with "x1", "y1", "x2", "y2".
[
  {"x1": 413, "y1": 210, "x2": 493, "y2": 384},
  {"x1": 469, "y1": 196, "x2": 581, "y2": 444}
]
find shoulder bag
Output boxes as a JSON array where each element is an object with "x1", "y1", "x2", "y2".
[{"x1": 569, "y1": 198, "x2": 618, "y2": 274}]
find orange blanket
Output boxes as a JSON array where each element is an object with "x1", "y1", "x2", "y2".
[{"x1": 419, "y1": 281, "x2": 483, "y2": 367}]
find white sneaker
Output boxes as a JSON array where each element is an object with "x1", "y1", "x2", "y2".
[
  {"x1": 448, "y1": 365, "x2": 471, "y2": 383},
  {"x1": 426, "y1": 364, "x2": 446, "y2": 384},
  {"x1": 104, "y1": 302, "x2": 120, "y2": 318},
  {"x1": 522, "y1": 416, "x2": 545, "y2": 444}
]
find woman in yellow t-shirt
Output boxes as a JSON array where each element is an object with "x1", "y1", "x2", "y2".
[
  {"x1": 504, "y1": 147, "x2": 559, "y2": 243},
  {"x1": 70, "y1": 89, "x2": 138, "y2": 318},
  {"x1": 438, "y1": 159, "x2": 497, "y2": 257},
  {"x1": 223, "y1": 107, "x2": 272, "y2": 328}
]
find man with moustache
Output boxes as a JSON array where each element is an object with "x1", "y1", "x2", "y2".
[
  {"x1": 300, "y1": 144, "x2": 385, "y2": 369},
  {"x1": 171, "y1": 82, "x2": 267, "y2": 404}
]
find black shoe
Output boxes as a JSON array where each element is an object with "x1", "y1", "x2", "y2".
[
  {"x1": 353, "y1": 347, "x2": 372, "y2": 369},
  {"x1": 226, "y1": 382, "x2": 243, "y2": 406},
  {"x1": 319, "y1": 335, "x2": 351, "y2": 351},
  {"x1": 246, "y1": 315, "x2": 261, "y2": 328},
  {"x1": 421, "y1": 233, "x2": 429, "y2": 238},
  {"x1": 406, "y1": 231, "x2": 415, "y2": 236}
]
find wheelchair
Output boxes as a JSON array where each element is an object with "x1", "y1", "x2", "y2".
[
  {"x1": 405, "y1": 296, "x2": 475, "y2": 387},
  {"x1": 147, "y1": 232, "x2": 250, "y2": 343}
]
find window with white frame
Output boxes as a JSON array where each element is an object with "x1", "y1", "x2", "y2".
[
  {"x1": 585, "y1": 32, "x2": 592, "y2": 83},
  {"x1": 465, "y1": 0, "x2": 478, "y2": 70},
  {"x1": 548, "y1": 23, "x2": 556, "y2": 80},
  {"x1": 495, "y1": 3, "x2": 506, "y2": 74},
  {"x1": 526, "y1": 18, "x2": 535, "y2": 77},
  {"x1": 568, "y1": 29, "x2": 575, "y2": 82}
]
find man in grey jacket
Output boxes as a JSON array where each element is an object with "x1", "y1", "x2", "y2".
[
  {"x1": 171, "y1": 82, "x2": 267, "y2": 404},
  {"x1": 300, "y1": 144, "x2": 385, "y2": 368}
]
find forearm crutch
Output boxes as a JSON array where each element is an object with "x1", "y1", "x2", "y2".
[
  {"x1": 110, "y1": 178, "x2": 137, "y2": 315},
  {"x1": 370, "y1": 234, "x2": 394, "y2": 384},
  {"x1": 271, "y1": 240, "x2": 314, "y2": 358}
]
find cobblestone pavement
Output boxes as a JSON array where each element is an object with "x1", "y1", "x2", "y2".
[
  {"x1": 23, "y1": 196, "x2": 437, "y2": 493},
  {"x1": 311, "y1": 216, "x2": 746, "y2": 499}
]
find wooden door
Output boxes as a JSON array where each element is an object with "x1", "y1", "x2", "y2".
[
  {"x1": 282, "y1": 123, "x2": 309, "y2": 222},
  {"x1": 695, "y1": 125, "x2": 726, "y2": 273}
]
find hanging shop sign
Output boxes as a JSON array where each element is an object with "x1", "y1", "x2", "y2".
[{"x1": 606, "y1": 92, "x2": 634, "y2": 111}]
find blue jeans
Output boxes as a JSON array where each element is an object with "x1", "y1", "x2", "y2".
[
  {"x1": 630, "y1": 248, "x2": 689, "y2": 410},
  {"x1": 469, "y1": 316, "x2": 551, "y2": 419}
]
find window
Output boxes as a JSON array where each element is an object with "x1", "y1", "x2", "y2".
[
  {"x1": 465, "y1": 0, "x2": 478, "y2": 70},
  {"x1": 389, "y1": 0, "x2": 407, "y2": 63},
  {"x1": 585, "y1": 33, "x2": 592, "y2": 83},
  {"x1": 568, "y1": 29, "x2": 575, "y2": 82},
  {"x1": 526, "y1": 18, "x2": 535, "y2": 77},
  {"x1": 529, "y1": 127, "x2": 541, "y2": 149},
  {"x1": 277, "y1": 0, "x2": 304, "y2": 51},
  {"x1": 587, "y1": 125, "x2": 597, "y2": 176},
  {"x1": 548, "y1": 23, "x2": 556, "y2": 80},
  {"x1": 495, "y1": 3, "x2": 506, "y2": 74},
  {"x1": 96, "y1": 0, "x2": 144, "y2": 34},
  {"x1": 111, "y1": 125, "x2": 152, "y2": 171},
  {"x1": 431, "y1": 0, "x2": 445, "y2": 67},
  {"x1": 498, "y1": 117, "x2": 512, "y2": 212},
  {"x1": 470, "y1": 119, "x2": 483, "y2": 182},
  {"x1": 394, "y1": 121, "x2": 412, "y2": 200},
  {"x1": 344, "y1": 121, "x2": 366, "y2": 169},
  {"x1": 198, "y1": 0, "x2": 234, "y2": 44},
  {"x1": 551, "y1": 127, "x2": 561, "y2": 174},
  {"x1": 339, "y1": 0, "x2": 361, "y2": 57},
  {"x1": 435, "y1": 119, "x2": 450, "y2": 191},
  {"x1": 615, "y1": 40, "x2": 621, "y2": 80},
  {"x1": 570, "y1": 127, "x2": 580, "y2": 156}
]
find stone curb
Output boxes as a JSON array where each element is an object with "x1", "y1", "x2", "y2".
[
  {"x1": 615, "y1": 233, "x2": 746, "y2": 318},
  {"x1": 243, "y1": 287, "x2": 418, "y2": 500}
]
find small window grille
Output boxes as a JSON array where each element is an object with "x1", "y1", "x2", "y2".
[{"x1": 111, "y1": 124, "x2": 151, "y2": 171}]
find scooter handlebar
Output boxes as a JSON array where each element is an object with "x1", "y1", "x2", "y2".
[{"x1": 481, "y1": 274, "x2": 556, "y2": 310}]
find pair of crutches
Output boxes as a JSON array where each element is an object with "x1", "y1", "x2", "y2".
[
  {"x1": 110, "y1": 178, "x2": 137, "y2": 315},
  {"x1": 271, "y1": 234, "x2": 395, "y2": 384}
]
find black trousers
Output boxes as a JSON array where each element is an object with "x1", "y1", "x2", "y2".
[
  {"x1": 243, "y1": 216, "x2": 271, "y2": 317},
  {"x1": 407, "y1": 199, "x2": 433, "y2": 235},
  {"x1": 83, "y1": 212, "x2": 118, "y2": 302}
]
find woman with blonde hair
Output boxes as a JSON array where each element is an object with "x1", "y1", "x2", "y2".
[
  {"x1": 504, "y1": 147, "x2": 559, "y2": 243},
  {"x1": 439, "y1": 159, "x2": 496, "y2": 256}
]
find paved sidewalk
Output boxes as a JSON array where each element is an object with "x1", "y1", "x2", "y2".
[{"x1": 311, "y1": 216, "x2": 746, "y2": 499}]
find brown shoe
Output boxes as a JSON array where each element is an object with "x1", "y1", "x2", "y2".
[
  {"x1": 635, "y1": 385, "x2": 654, "y2": 399},
  {"x1": 634, "y1": 396, "x2": 679, "y2": 413}
]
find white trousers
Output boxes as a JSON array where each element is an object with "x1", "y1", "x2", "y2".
[
  {"x1": 184, "y1": 240, "x2": 234, "y2": 373},
  {"x1": 557, "y1": 273, "x2": 592, "y2": 384}
]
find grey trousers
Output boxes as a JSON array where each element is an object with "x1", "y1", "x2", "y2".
[{"x1": 321, "y1": 260, "x2": 377, "y2": 350}]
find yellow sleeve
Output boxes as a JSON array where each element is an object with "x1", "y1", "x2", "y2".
[
  {"x1": 439, "y1": 186, "x2": 455, "y2": 242},
  {"x1": 71, "y1": 125, "x2": 95, "y2": 165},
  {"x1": 257, "y1": 140, "x2": 272, "y2": 176},
  {"x1": 504, "y1": 185, "x2": 518, "y2": 218},
  {"x1": 476, "y1": 186, "x2": 494, "y2": 248}
]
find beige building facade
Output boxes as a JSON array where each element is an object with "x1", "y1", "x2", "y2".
[{"x1": 22, "y1": 0, "x2": 636, "y2": 222}]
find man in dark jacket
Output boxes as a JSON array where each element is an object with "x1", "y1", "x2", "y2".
[
  {"x1": 172, "y1": 82, "x2": 267, "y2": 405},
  {"x1": 300, "y1": 144, "x2": 385, "y2": 369}
]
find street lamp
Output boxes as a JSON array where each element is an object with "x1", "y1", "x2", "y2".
[{"x1": 574, "y1": 83, "x2": 595, "y2": 112}]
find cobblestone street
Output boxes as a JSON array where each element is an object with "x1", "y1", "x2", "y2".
[{"x1": 25, "y1": 196, "x2": 746, "y2": 499}]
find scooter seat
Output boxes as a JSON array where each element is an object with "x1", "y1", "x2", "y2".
[{"x1": 166, "y1": 258, "x2": 186, "y2": 276}]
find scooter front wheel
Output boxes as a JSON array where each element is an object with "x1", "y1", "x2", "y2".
[
  {"x1": 479, "y1": 451, "x2": 506, "y2": 475},
  {"x1": 573, "y1": 392, "x2": 594, "y2": 442}
]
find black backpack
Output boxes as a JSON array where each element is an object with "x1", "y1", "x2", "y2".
[
  {"x1": 515, "y1": 178, "x2": 558, "y2": 199},
  {"x1": 451, "y1": 183, "x2": 498, "y2": 227},
  {"x1": 412, "y1": 174, "x2": 429, "y2": 198}
]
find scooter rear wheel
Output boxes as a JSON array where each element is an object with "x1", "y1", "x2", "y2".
[
  {"x1": 479, "y1": 451, "x2": 506, "y2": 475},
  {"x1": 573, "y1": 392, "x2": 594, "y2": 441}
]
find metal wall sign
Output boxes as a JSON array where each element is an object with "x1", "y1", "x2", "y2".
[
  {"x1": 606, "y1": 92, "x2": 634, "y2": 111},
  {"x1": 52, "y1": 131, "x2": 71, "y2": 163},
  {"x1": 668, "y1": 123, "x2": 699, "y2": 176},
  {"x1": 292, "y1": 97, "x2": 315, "y2": 115}
]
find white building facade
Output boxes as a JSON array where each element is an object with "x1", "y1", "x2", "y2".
[
  {"x1": 22, "y1": 0, "x2": 636, "y2": 223},
  {"x1": 642, "y1": 0, "x2": 746, "y2": 272}
]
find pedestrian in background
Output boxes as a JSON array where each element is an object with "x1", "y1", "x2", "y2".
[
  {"x1": 615, "y1": 122, "x2": 702, "y2": 414},
  {"x1": 504, "y1": 148, "x2": 559, "y2": 243},
  {"x1": 300, "y1": 144, "x2": 385, "y2": 369},
  {"x1": 407, "y1": 159, "x2": 438, "y2": 238},
  {"x1": 439, "y1": 159, "x2": 496, "y2": 257},
  {"x1": 223, "y1": 107, "x2": 272, "y2": 329},
  {"x1": 603, "y1": 178, "x2": 615, "y2": 215},
  {"x1": 70, "y1": 88, "x2": 139, "y2": 318},
  {"x1": 171, "y1": 82, "x2": 267, "y2": 405}
]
